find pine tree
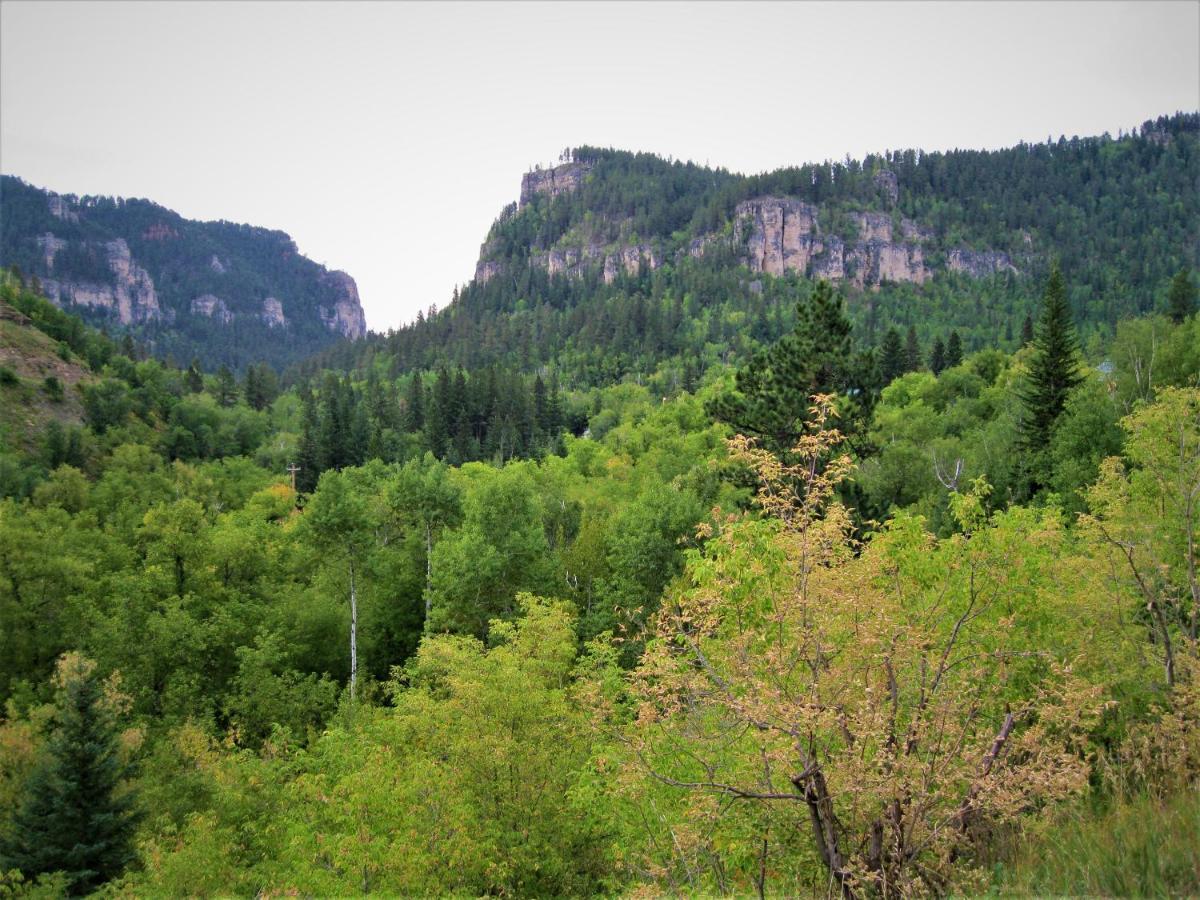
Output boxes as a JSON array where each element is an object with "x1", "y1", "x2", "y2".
[
  {"x1": 707, "y1": 280, "x2": 861, "y2": 454},
  {"x1": 402, "y1": 372, "x2": 425, "y2": 433},
  {"x1": 1167, "y1": 267, "x2": 1197, "y2": 323},
  {"x1": 295, "y1": 388, "x2": 322, "y2": 493},
  {"x1": 184, "y1": 358, "x2": 204, "y2": 394},
  {"x1": 879, "y1": 327, "x2": 905, "y2": 384},
  {"x1": 945, "y1": 330, "x2": 964, "y2": 368},
  {"x1": 903, "y1": 325, "x2": 922, "y2": 373},
  {"x1": 214, "y1": 365, "x2": 239, "y2": 407},
  {"x1": 0, "y1": 654, "x2": 139, "y2": 895},
  {"x1": 1020, "y1": 313, "x2": 1035, "y2": 345},
  {"x1": 929, "y1": 337, "x2": 947, "y2": 375},
  {"x1": 1019, "y1": 264, "x2": 1083, "y2": 462}
]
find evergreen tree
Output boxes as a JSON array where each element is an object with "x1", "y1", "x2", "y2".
[
  {"x1": 929, "y1": 337, "x2": 947, "y2": 375},
  {"x1": 0, "y1": 655, "x2": 138, "y2": 895},
  {"x1": 295, "y1": 388, "x2": 322, "y2": 493},
  {"x1": 402, "y1": 372, "x2": 425, "y2": 433},
  {"x1": 243, "y1": 363, "x2": 278, "y2": 411},
  {"x1": 945, "y1": 330, "x2": 964, "y2": 368},
  {"x1": 1020, "y1": 313, "x2": 1035, "y2": 345},
  {"x1": 184, "y1": 358, "x2": 204, "y2": 394},
  {"x1": 879, "y1": 327, "x2": 905, "y2": 384},
  {"x1": 903, "y1": 325, "x2": 922, "y2": 372},
  {"x1": 707, "y1": 280, "x2": 861, "y2": 454},
  {"x1": 1019, "y1": 264, "x2": 1084, "y2": 462},
  {"x1": 1167, "y1": 267, "x2": 1197, "y2": 323},
  {"x1": 214, "y1": 365, "x2": 239, "y2": 408}
]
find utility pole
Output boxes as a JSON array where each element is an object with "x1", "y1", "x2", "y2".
[{"x1": 287, "y1": 462, "x2": 301, "y2": 493}]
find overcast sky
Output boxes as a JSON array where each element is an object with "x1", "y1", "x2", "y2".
[{"x1": 2, "y1": 1, "x2": 1197, "y2": 331}]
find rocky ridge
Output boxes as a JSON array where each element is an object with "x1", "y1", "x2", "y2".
[
  {"x1": 475, "y1": 167, "x2": 1018, "y2": 290},
  {"x1": 1, "y1": 180, "x2": 369, "y2": 356}
]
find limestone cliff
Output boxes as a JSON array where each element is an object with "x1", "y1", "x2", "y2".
[
  {"x1": 261, "y1": 297, "x2": 286, "y2": 328},
  {"x1": 519, "y1": 162, "x2": 592, "y2": 208},
  {"x1": 40, "y1": 237, "x2": 162, "y2": 324},
  {"x1": 319, "y1": 271, "x2": 368, "y2": 339},
  {"x1": 729, "y1": 197, "x2": 1013, "y2": 286},
  {"x1": 190, "y1": 294, "x2": 234, "y2": 323}
]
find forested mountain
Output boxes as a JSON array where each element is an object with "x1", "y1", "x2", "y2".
[
  {"x1": 0, "y1": 176, "x2": 367, "y2": 372},
  {"x1": 306, "y1": 112, "x2": 1197, "y2": 389},
  {"x1": 1, "y1": 111, "x2": 1199, "y2": 899}
]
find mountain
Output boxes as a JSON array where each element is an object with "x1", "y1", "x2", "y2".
[
  {"x1": 0, "y1": 175, "x2": 367, "y2": 371},
  {"x1": 304, "y1": 112, "x2": 1198, "y2": 388}
]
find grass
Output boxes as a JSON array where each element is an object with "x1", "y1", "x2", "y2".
[{"x1": 990, "y1": 788, "x2": 1200, "y2": 898}]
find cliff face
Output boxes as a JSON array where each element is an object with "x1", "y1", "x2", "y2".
[
  {"x1": 1, "y1": 176, "x2": 369, "y2": 368},
  {"x1": 729, "y1": 197, "x2": 1014, "y2": 286},
  {"x1": 40, "y1": 236, "x2": 162, "y2": 324},
  {"x1": 732, "y1": 198, "x2": 941, "y2": 287},
  {"x1": 318, "y1": 271, "x2": 368, "y2": 339},
  {"x1": 519, "y1": 162, "x2": 592, "y2": 208}
]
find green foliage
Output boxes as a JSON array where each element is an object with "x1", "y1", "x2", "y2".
[
  {"x1": 707, "y1": 280, "x2": 871, "y2": 452},
  {"x1": 994, "y1": 789, "x2": 1200, "y2": 897},
  {"x1": 1020, "y1": 265, "x2": 1084, "y2": 459},
  {"x1": 0, "y1": 655, "x2": 138, "y2": 895}
]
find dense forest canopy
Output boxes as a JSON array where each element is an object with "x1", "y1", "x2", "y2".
[{"x1": 0, "y1": 110, "x2": 1199, "y2": 898}]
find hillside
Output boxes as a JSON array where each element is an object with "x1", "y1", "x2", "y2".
[
  {"x1": 306, "y1": 112, "x2": 1198, "y2": 387},
  {"x1": 0, "y1": 299, "x2": 93, "y2": 451},
  {"x1": 0, "y1": 175, "x2": 367, "y2": 372}
]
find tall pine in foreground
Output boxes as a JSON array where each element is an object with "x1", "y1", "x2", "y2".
[
  {"x1": 0, "y1": 655, "x2": 138, "y2": 895},
  {"x1": 1019, "y1": 264, "x2": 1083, "y2": 492},
  {"x1": 707, "y1": 280, "x2": 858, "y2": 454}
]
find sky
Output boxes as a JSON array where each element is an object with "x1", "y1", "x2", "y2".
[{"x1": 2, "y1": 1, "x2": 1198, "y2": 332}]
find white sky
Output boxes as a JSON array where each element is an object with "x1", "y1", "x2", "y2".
[{"x1": 2, "y1": 1, "x2": 1198, "y2": 332}]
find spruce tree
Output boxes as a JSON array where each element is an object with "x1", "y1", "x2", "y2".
[
  {"x1": 903, "y1": 325, "x2": 922, "y2": 372},
  {"x1": 945, "y1": 330, "x2": 964, "y2": 368},
  {"x1": 214, "y1": 365, "x2": 239, "y2": 408},
  {"x1": 0, "y1": 655, "x2": 138, "y2": 895},
  {"x1": 929, "y1": 337, "x2": 946, "y2": 375},
  {"x1": 184, "y1": 358, "x2": 204, "y2": 394},
  {"x1": 402, "y1": 372, "x2": 425, "y2": 433},
  {"x1": 879, "y1": 327, "x2": 905, "y2": 384},
  {"x1": 1167, "y1": 267, "x2": 1197, "y2": 323},
  {"x1": 707, "y1": 280, "x2": 860, "y2": 454},
  {"x1": 1020, "y1": 313, "x2": 1035, "y2": 345},
  {"x1": 1019, "y1": 264, "x2": 1083, "y2": 461}
]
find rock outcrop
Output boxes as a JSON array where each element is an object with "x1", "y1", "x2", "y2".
[
  {"x1": 190, "y1": 294, "x2": 234, "y2": 323},
  {"x1": 519, "y1": 162, "x2": 592, "y2": 208},
  {"x1": 47, "y1": 194, "x2": 79, "y2": 223},
  {"x1": 525, "y1": 242, "x2": 661, "y2": 284},
  {"x1": 475, "y1": 259, "x2": 504, "y2": 285},
  {"x1": 36, "y1": 233, "x2": 67, "y2": 270},
  {"x1": 873, "y1": 170, "x2": 899, "y2": 206},
  {"x1": 319, "y1": 271, "x2": 367, "y2": 339},
  {"x1": 946, "y1": 248, "x2": 1016, "y2": 277},
  {"x1": 261, "y1": 297, "x2": 286, "y2": 327},
  {"x1": 41, "y1": 238, "x2": 161, "y2": 324},
  {"x1": 733, "y1": 197, "x2": 930, "y2": 286}
]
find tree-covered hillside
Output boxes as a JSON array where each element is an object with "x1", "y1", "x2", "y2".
[
  {"x1": 1, "y1": 113, "x2": 1199, "y2": 899},
  {"x1": 0, "y1": 176, "x2": 367, "y2": 372},
  {"x1": 1, "y1": 259, "x2": 1199, "y2": 896},
  {"x1": 308, "y1": 113, "x2": 1197, "y2": 389}
]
